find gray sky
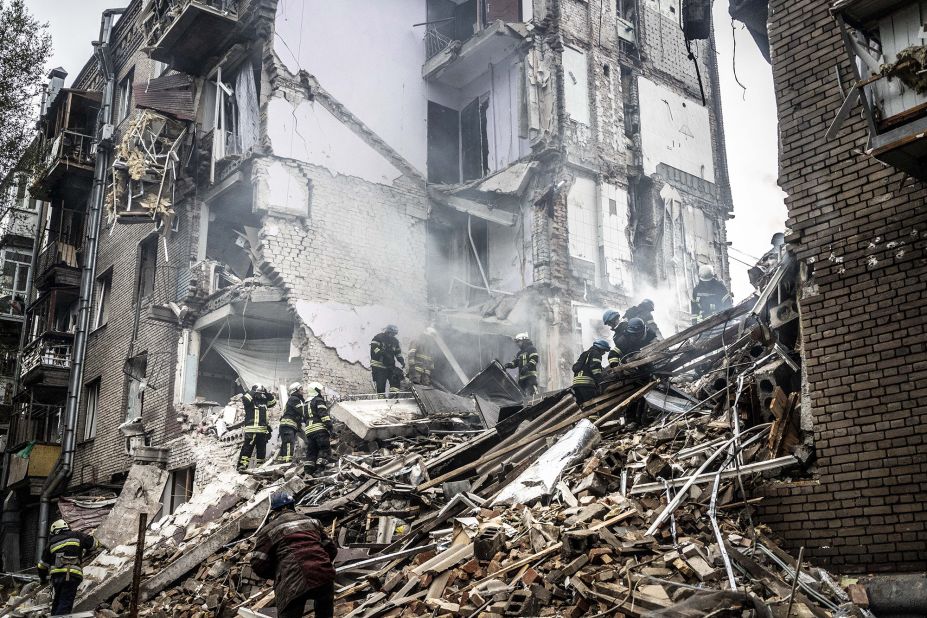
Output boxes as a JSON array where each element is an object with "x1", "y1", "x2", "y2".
[{"x1": 26, "y1": 0, "x2": 785, "y2": 301}]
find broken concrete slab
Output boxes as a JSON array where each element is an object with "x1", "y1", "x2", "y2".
[
  {"x1": 95, "y1": 464, "x2": 169, "y2": 549},
  {"x1": 330, "y1": 397, "x2": 425, "y2": 441}
]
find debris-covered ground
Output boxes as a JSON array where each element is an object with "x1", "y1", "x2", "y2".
[{"x1": 0, "y1": 256, "x2": 876, "y2": 617}]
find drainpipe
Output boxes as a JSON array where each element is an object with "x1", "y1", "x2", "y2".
[{"x1": 36, "y1": 7, "x2": 124, "y2": 564}]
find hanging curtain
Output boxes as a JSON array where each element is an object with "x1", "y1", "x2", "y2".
[
  {"x1": 235, "y1": 63, "x2": 259, "y2": 154},
  {"x1": 211, "y1": 337, "x2": 302, "y2": 392}
]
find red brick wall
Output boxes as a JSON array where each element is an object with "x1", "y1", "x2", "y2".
[{"x1": 756, "y1": 0, "x2": 927, "y2": 572}]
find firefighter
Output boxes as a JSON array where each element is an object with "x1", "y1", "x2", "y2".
[
  {"x1": 623, "y1": 299, "x2": 663, "y2": 340},
  {"x1": 692, "y1": 264, "x2": 733, "y2": 322},
  {"x1": 238, "y1": 384, "x2": 277, "y2": 472},
  {"x1": 370, "y1": 324, "x2": 404, "y2": 397},
  {"x1": 407, "y1": 330, "x2": 436, "y2": 386},
  {"x1": 608, "y1": 317, "x2": 657, "y2": 367},
  {"x1": 37, "y1": 519, "x2": 99, "y2": 616},
  {"x1": 251, "y1": 491, "x2": 338, "y2": 618},
  {"x1": 279, "y1": 382, "x2": 307, "y2": 464},
  {"x1": 304, "y1": 382, "x2": 334, "y2": 472},
  {"x1": 504, "y1": 333, "x2": 540, "y2": 396},
  {"x1": 603, "y1": 309, "x2": 625, "y2": 342},
  {"x1": 572, "y1": 339, "x2": 610, "y2": 406}
]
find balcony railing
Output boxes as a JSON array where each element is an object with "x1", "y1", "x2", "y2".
[
  {"x1": 426, "y1": 22, "x2": 455, "y2": 60},
  {"x1": 42, "y1": 130, "x2": 95, "y2": 171},
  {"x1": 21, "y1": 337, "x2": 73, "y2": 376},
  {"x1": 147, "y1": 0, "x2": 241, "y2": 74},
  {"x1": 36, "y1": 241, "x2": 80, "y2": 279}
]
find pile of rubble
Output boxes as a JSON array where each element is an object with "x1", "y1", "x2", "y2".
[{"x1": 0, "y1": 254, "x2": 875, "y2": 617}]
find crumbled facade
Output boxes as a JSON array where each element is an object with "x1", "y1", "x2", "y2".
[
  {"x1": 1, "y1": 0, "x2": 732, "y2": 571},
  {"x1": 750, "y1": 0, "x2": 927, "y2": 572}
]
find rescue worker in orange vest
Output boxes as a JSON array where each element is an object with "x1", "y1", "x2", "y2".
[
  {"x1": 37, "y1": 519, "x2": 99, "y2": 616},
  {"x1": 505, "y1": 333, "x2": 540, "y2": 396},
  {"x1": 238, "y1": 384, "x2": 277, "y2": 472}
]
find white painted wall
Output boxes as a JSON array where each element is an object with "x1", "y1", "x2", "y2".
[
  {"x1": 567, "y1": 175, "x2": 598, "y2": 264},
  {"x1": 638, "y1": 76, "x2": 715, "y2": 181},
  {"x1": 274, "y1": 0, "x2": 428, "y2": 172},
  {"x1": 265, "y1": 95, "x2": 403, "y2": 186},
  {"x1": 599, "y1": 182, "x2": 633, "y2": 292},
  {"x1": 563, "y1": 46, "x2": 590, "y2": 125}
]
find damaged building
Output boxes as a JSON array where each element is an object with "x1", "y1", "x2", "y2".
[{"x1": 0, "y1": 0, "x2": 733, "y2": 579}]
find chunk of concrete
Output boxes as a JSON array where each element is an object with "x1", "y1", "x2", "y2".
[
  {"x1": 330, "y1": 398, "x2": 425, "y2": 441},
  {"x1": 95, "y1": 464, "x2": 169, "y2": 549}
]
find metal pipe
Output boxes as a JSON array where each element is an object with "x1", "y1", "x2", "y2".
[
  {"x1": 467, "y1": 215, "x2": 492, "y2": 295},
  {"x1": 36, "y1": 7, "x2": 124, "y2": 564}
]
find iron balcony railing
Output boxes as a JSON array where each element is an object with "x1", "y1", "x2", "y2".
[
  {"x1": 20, "y1": 336, "x2": 73, "y2": 376},
  {"x1": 36, "y1": 241, "x2": 80, "y2": 278},
  {"x1": 13, "y1": 403, "x2": 64, "y2": 445},
  {"x1": 425, "y1": 22, "x2": 455, "y2": 60},
  {"x1": 41, "y1": 130, "x2": 95, "y2": 171}
]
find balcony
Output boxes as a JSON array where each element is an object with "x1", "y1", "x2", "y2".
[
  {"x1": 147, "y1": 0, "x2": 241, "y2": 75},
  {"x1": 31, "y1": 131, "x2": 96, "y2": 200},
  {"x1": 20, "y1": 333, "x2": 73, "y2": 388},
  {"x1": 35, "y1": 241, "x2": 81, "y2": 289},
  {"x1": 423, "y1": 20, "x2": 526, "y2": 86},
  {"x1": 6, "y1": 442, "x2": 62, "y2": 487}
]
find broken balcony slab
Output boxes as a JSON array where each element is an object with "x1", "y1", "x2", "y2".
[
  {"x1": 423, "y1": 20, "x2": 526, "y2": 85},
  {"x1": 330, "y1": 397, "x2": 427, "y2": 441},
  {"x1": 94, "y1": 463, "x2": 169, "y2": 549}
]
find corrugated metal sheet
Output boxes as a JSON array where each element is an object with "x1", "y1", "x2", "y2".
[
  {"x1": 135, "y1": 73, "x2": 196, "y2": 121},
  {"x1": 57, "y1": 496, "x2": 118, "y2": 533}
]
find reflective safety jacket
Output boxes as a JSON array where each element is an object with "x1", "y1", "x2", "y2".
[
  {"x1": 281, "y1": 394, "x2": 307, "y2": 430},
  {"x1": 243, "y1": 391, "x2": 277, "y2": 434},
  {"x1": 572, "y1": 348, "x2": 604, "y2": 387},
  {"x1": 306, "y1": 395, "x2": 332, "y2": 435},
  {"x1": 37, "y1": 529, "x2": 98, "y2": 581},
  {"x1": 506, "y1": 344, "x2": 539, "y2": 384},
  {"x1": 692, "y1": 278, "x2": 733, "y2": 319},
  {"x1": 370, "y1": 332, "x2": 403, "y2": 370},
  {"x1": 407, "y1": 336, "x2": 436, "y2": 381},
  {"x1": 608, "y1": 329, "x2": 657, "y2": 367}
]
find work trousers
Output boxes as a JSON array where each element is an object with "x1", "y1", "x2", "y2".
[
  {"x1": 306, "y1": 430, "x2": 331, "y2": 463},
  {"x1": 519, "y1": 377, "x2": 539, "y2": 397},
  {"x1": 279, "y1": 426, "x2": 298, "y2": 463},
  {"x1": 572, "y1": 385, "x2": 599, "y2": 407},
  {"x1": 372, "y1": 367, "x2": 400, "y2": 397},
  {"x1": 50, "y1": 575, "x2": 81, "y2": 616},
  {"x1": 238, "y1": 432, "x2": 268, "y2": 469},
  {"x1": 278, "y1": 582, "x2": 335, "y2": 618}
]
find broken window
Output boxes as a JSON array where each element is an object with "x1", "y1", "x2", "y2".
[
  {"x1": 427, "y1": 101, "x2": 461, "y2": 184},
  {"x1": 166, "y1": 466, "x2": 195, "y2": 514},
  {"x1": 93, "y1": 269, "x2": 111, "y2": 329},
  {"x1": 83, "y1": 378, "x2": 99, "y2": 440},
  {"x1": 125, "y1": 352, "x2": 148, "y2": 421},
  {"x1": 116, "y1": 69, "x2": 135, "y2": 123},
  {"x1": 461, "y1": 95, "x2": 490, "y2": 182},
  {"x1": 0, "y1": 249, "x2": 30, "y2": 316},
  {"x1": 137, "y1": 236, "x2": 157, "y2": 301},
  {"x1": 203, "y1": 59, "x2": 260, "y2": 180},
  {"x1": 466, "y1": 216, "x2": 490, "y2": 304}
]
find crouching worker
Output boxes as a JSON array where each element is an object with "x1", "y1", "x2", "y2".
[
  {"x1": 239, "y1": 384, "x2": 277, "y2": 472},
  {"x1": 572, "y1": 339, "x2": 610, "y2": 407},
  {"x1": 38, "y1": 519, "x2": 99, "y2": 616},
  {"x1": 252, "y1": 491, "x2": 338, "y2": 618},
  {"x1": 304, "y1": 381, "x2": 334, "y2": 473}
]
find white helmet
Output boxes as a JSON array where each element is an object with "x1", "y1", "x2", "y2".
[
  {"x1": 50, "y1": 519, "x2": 69, "y2": 535},
  {"x1": 288, "y1": 382, "x2": 303, "y2": 395},
  {"x1": 306, "y1": 382, "x2": 323, "y2": 396},
  {"x1": 514, "y1": 332, "x2": 530, "y2": 342},
  {"x1": 698, "y1": 264, "x2": 715, "y2": 281}
]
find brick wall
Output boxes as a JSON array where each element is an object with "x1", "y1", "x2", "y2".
[{"x1": 755, "y1": 0, "x2": 927, "y2": 573}]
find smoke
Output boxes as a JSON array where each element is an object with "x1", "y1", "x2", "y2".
[{"x1": 631, "y1": 282, "x2": 691, "y2": 338}]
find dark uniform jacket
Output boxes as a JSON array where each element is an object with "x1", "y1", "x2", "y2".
[
  {"x1": 370, "y1": 333, "x2": 403, "y2": 370},
  {"x1": 281, "y1": 394, "x2": 307, "y2": 430},
  {"x1": 37, "y1": 529, "x2": 97, "y2": 581},
  {"x1": 243, "y1": 391, "x2": 277, "y2": 434},
  {"x1": 251, "y1": 510, "x2": 337, "y2": 611},
  {"x1": 608, "y1": 329, "x2": 657, "y2": 367},
  {"x1": 572, "y1": 348, "x2": 604, "y2": 387},
  {"x1": 507, "y1": 344, "x2": 539, "y2": 384},
  {"x1": 693, "y1": 278, "x2": 733, "y2": 318},
  {"x1": 407, "y1": 336, "x2": 436, "y2": 380},
  {"x1": 306, "y1": 395, "x2": 332, "y2": 435}
]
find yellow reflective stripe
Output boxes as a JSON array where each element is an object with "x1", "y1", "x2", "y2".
[
  {"x1": 50, "y1": 567, "x2": 83, "y2": 576},
  {"x1": 371, "y1": 361, "x2": 386, "y2": 368},
  {"x1": 280, "y1": 418, "x2": 299, "y2": 428},
  {"x1": 520, "y1": 371, "x2": 538, "y2": 378},
  {"x1": 320, "y1": 416, "x2": 331, "y2": 423},
  {"x1": 50, "y1": 540, "x2": 81, "y2": 553},
  {"x1": 37, "y1": 562, "x2": 48, "y2": 571},
  {"x1": 528, "y1": 353, "x2": 539, "y2": 360},
  {"x1": 306, "y1": 423, "x2": 327, "y2": 433},
  {"x1": 573, "y1": 376, "x2": 596, "y2": 386}
]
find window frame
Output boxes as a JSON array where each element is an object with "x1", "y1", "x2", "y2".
[
  {"x1": 116, "y1": 68, "x2": 135, "y2": 123},
  {"x1": 83, "y1": 378, "x2": 100, "y2": 441},
  {"x1": 93, "y1": 268, "x2": 112, "y2": 330}
]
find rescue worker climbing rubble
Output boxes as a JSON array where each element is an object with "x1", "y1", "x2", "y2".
[
  {"x1": 572, "y1": 339, "x2": 610, "y2": 406},
  {"x1": 251, "y1": 491, "x2": 338, "y2": 618},
  {"x1": 692, "y1": 264, "x2": 733, "y2": 322},
  {"x1": 505, "y1": 333, "x2": 540, "y2": 396},
  {"x1": 238, "y1": 384, "x2": 277, "y2": 472},
  {"x1": 623, "y1": 298, "x2": 663, "y2": 340},
  {"x1": 279, "y1": 382, "x2": 307, "y2": 464},
  {"x1": 304, "y1": 381, "x2": 334, "y2": 473},
  {"x1": 37, "y1": 519, "x2": 99, "y2": 616},
  {"x1": 370, "y1": 324, "x2": 404, "y2": 397},
  {"x1": 608, "y1": 317, "x2": 657, "y2": 367}
]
